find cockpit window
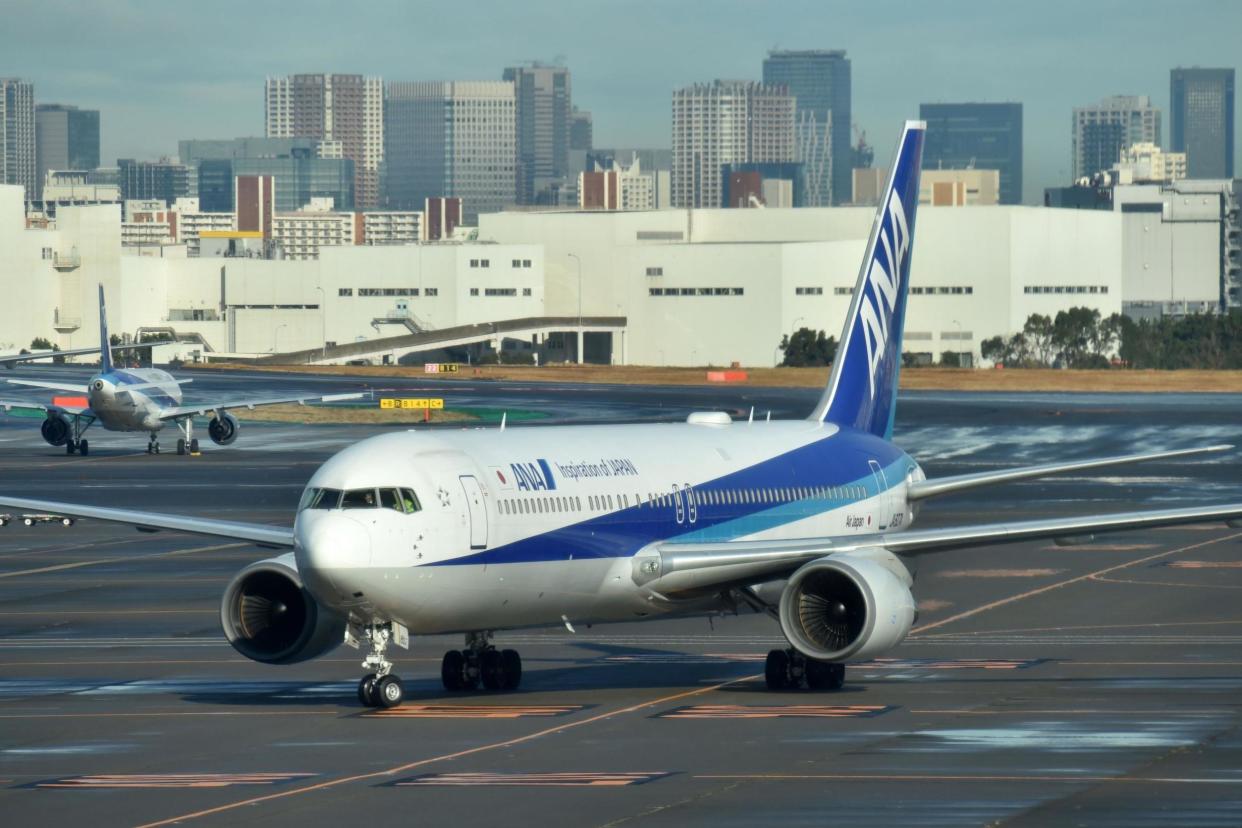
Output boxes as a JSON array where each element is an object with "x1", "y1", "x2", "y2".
[
  {"x1": 379, "y1": 488, "x2": 404, "y2": 512},
  {"x1": 300, "y1": 488, "x2": 342, "y2": 510},
  {"x1": 401, "y1": 488, "x2": 422, "y2": 513},
  {"x1": 341, "y1": 488, "x2": 378, "y2": 509}
]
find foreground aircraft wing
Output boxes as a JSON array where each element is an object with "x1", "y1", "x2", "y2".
[
  {"x1": 908, "y1": 444, "x2": 1234, "y2": 501},
  {"x1": 158, "y1": 391, "x2": 365, "y2": 421},
  {"x1": 0, "y1": 340, "x2": 174, "y2": 367},
  {"x1": 0, "y1": 495, "x2": 293, "y2": 548},
  {"x1": 8, "y1": 379, "x2": 90, "y2": 393},
  {"x1": 643, "y1": 503, "x2": 1242, "y2": 593}
]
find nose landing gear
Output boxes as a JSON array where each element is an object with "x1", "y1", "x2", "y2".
[
  {"x1": 354, "y1": 622, "x2": 405, "y2": 709},
  {"x1": 441, "y1": 631, "x2": 522, "y2": 692}
]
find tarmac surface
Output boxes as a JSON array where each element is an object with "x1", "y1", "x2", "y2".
[{"x1": 0, "y1": 369, "x2": 1240, "y2": 827}]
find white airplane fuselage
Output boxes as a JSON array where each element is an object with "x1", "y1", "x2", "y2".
[
  {"x1": 293, "y1": 421, "x2": 924, "y2": 635},
  {"x1": 86, "y1": 367, "x2": 183, "y2": 432}
]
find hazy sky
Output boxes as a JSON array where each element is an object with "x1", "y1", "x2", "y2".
[{"x1": 4, "y1": 0, "x2": 1239, "y2": 202}]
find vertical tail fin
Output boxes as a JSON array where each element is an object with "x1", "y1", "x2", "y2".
[
  {"x1": 809, "y1": 121, "x2": 925, "y2": 438},
  {"x1": 98, "y1": 283, "x2": 113, "y2": 374}
]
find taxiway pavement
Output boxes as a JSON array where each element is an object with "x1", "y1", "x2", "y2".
[{"x1": 0, "y1": 377, "x2": 1239, "y2": 827}]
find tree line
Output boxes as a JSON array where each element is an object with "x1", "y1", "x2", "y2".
[{"x1": 781, "y1": 308, "x2": 1242, "y2": 370}]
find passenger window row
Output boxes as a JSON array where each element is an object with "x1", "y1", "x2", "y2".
[
  {"x1": 497, "y1": 485, "x2": 867, "y2": 516},
  {"x1": 299, "y1": 487, "x2": 422, "y2": 513}
]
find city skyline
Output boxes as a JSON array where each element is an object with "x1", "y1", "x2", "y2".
[{"x1": 2, "y1": 0, "x2": 1239, "y2": 203}]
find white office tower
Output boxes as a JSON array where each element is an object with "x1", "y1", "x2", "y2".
[
  {"x1": 1072, "y1": 95, "x2": 1161, "y2": 180},
  {"x1": 671, "y1": 80, "x2": 795, "y2": 208}
]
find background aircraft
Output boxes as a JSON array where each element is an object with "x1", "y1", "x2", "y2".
[
  {"x1": 0, "y1": 285, "x2": 363, "y2": 455},
  {"x1": 2, "y1": 122, "x2": 1238, "y2": 710}
]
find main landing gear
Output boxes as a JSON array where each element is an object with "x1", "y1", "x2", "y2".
[
  {"x1": 146, "y1": 433, "x2": 161, "y2": 454},
  {"x1": 62, "y1": 413, "x2": 94, "y2": 456},
  {"x1": 173, "y1": 418, "x2": 200, "y2": 456},
  {"x1": 765, "y1": 648, "x2": 846, "y2": 691},
  {"x1": 441, "y1": 631, "x2": 522, "y2": 692},
  {"x1": 356, "y1": 623, "x2": 405, "y2": 709}
]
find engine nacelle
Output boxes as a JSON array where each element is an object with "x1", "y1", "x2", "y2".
[
  {"x1": 220, "y1": 553, "x2": 345, "y2": 665},
  {"x1": 778, "y1": 551, "x2": 916, "y2": 663},
  {"x1": 41, "y1": 414, "x2": 71, "y2": 446},
  {"x1": 208, "y1": 412, "x2": 240, "y2": 445}
]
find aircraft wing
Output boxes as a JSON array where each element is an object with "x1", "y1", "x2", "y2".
[
  {"x1": 158, "y1": 391, "x2": 365, "y2": 421},
  {"x1": 0, "y1": 495, "x2": 293, "y2": 548},
  {"x1": 641, "y1": 502, "x2": 1242, "y2": 594},
  {"x1": 0, "y1": 340, "x2": 174, "y2": 367},
  {"x1": 8, "y1": 379, "x2": 91, "y2": 393},
  {"x1": 0, "y1": 398, "x2": 90, "y2": 416},
  {"x1": 907, "y1": 444, "x2": 1233, "y2": 501}
]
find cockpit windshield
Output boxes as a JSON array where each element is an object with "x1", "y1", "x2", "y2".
[{"x1": 299, "y1": 487, "x2": 421, "y2": 513}]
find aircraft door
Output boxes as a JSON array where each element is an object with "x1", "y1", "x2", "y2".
[
  {"x1": 459, "y1": 475, "x2": 488, "y2": 549},
  {"x1": 868, "y1": 459, "x2": 891, "y2": 531}
]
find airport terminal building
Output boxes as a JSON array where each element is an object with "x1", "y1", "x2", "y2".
[{"x1": 0, "y1": 181, "x2": 1228, "y2": 367}]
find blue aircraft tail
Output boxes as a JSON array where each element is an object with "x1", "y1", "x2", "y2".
[
  {"x1": 808, "y1": 120, "x2": 925, "y2": 439},
  {"x1": 97, "y1": 283, "x2": 113, "y2": 374}
]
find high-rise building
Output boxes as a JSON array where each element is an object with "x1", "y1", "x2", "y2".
[
  {"x1": 117, "y1": 158, "x2": 195, "y2": 204},
  {"x1": 920, "y1": 102, "x2": 1023, "y2": 204},
  {"x1": 570, "y1": 107, "x2": 593, "y2": 152},
  {"x1": 671, "y1": 80, "x2": 796, "y2": 209},
  {"x1": 383, "y1": 81, "x2": 516, "y2": 223},
  {"x1": 1170, "y1": 67, "x2": 1234, "y2": 179},
  {"x1": 1072, "y1": 95, "x2": 1160, "y2": 180},
  {"x1": 502, "y1": 64, "x2": 571, "y2": 204},
  {"x1": 179, "y1": 138, "x2": 352, "y2": 212},
  {"x1": 0, "y1": 78, "x2": 36, "y2": 199},
  {"x1": 264, "y1": 74, "x2": 384, "y2": 207},
  {"x1": 762, "y1": 49, "x2": 850, "y2": 205},
  {"x1": 34, "y1": 104, "x2": 100, "y2": 200}
]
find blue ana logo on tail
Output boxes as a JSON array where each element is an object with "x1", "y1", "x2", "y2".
[
  {"x1": 813, "y1": 121, "x2": 924, "y2": 439},
  {"x1": 858, "y1": 193, "x2": 911, "y2": 400}
]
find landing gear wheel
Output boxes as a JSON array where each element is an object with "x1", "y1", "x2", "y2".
[
  {"x1": 500, "y1": 649, "x2": 522, "y2": 690},
  {"x1": 806, "y1": 660, "x2": 846, "y2": 691},
  {"x1": 61, "y1": 517, "x2": 73, "y2": 527},
  {"x1": 66, "y1": 441, "x2": 75, "y2": 455},
  {"x1": 358, "y1": 673, "x2": 379, "y2": 706},
  {"x1": 154, "y1": 442, "x2": 160, "y2": 454},
  {"x1": 376, "y1": 675, "x2": 404, "y2": 708},
  {"x1": 78, "y1": 440, "x2": 88, "y2": 456},
  {"x1": 177, "y1": 438, "x2": 186, "y2": 455},
  {"x1": 441, "y1": 650, "x2": 465, "y2": 691},
  {"x1": 189, "y1": 438, "x2": 199, "y2": 453},
  {"x1": 765, "y1": 649, "x2": 791, "y2": 690},
  {"x1": 480, "y1": 649, "x2": 504, "y2": 690}
]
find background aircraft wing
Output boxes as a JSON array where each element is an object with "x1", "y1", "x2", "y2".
[
  {"x1": 0, "y1": 340, "x2": 173, "y2": 367},
  {"x1": 158, "y1": 391, "x2": 365, "y2": 421},
  {"x1": 642, "y1": 503, "x2": 1242, "y2": 594},
  {"x1": 0, "y1": 495, "x2": 293, "y2": 547},
  {"x1": 0, "y1": 398, "x2": 90, "y2": 416},
  {"x1": 8, "y1": 379, "x2": 90, "y2": 393},
  {"x1": 907, "y1": 444, "x2": 1233, "y2": 501}
]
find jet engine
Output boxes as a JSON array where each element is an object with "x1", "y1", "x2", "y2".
[
  {"x1": 41, "y1": 414, "x2": 71, "y2": 446},
  {"x1": 220, "y1": 553, "x2": 345, "y2": 664},
  {"x1": 777, "y1": 551, "x2": 916, "y2": 662},
  {"x1": 208, "y1": 412, "x2": 239, "y2": 445}
]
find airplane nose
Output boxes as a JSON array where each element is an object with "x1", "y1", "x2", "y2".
[{"x1": 294, "y1": 512, "x2": 371, "y2": 597}]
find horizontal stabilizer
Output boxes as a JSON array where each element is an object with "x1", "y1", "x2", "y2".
[{"x1": 907, "y1": 444, "x2": 1233, "y2": 501}]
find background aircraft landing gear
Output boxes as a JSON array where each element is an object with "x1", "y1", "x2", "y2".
[
  {"x1": 174, "y1": 419, "x2": 199, "y2": 457},
  {"x1": 355, "y1": 623, "x2": 404, "y2": 708},
  {"x1": 147, "y1": 434, "x2": 160, "y2": 454},
  {"x1": 441, "y1": 631, "x2": 521, "y2": 692},
  {"x1": 765, "y1": 648, "x2": 844, "y2": 691},
  {"x1": 65, "y1": 439, "x2": 88, "y2": 455}
]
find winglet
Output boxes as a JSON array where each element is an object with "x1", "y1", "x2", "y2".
[{"x1": 809, "y1": 121, "x2": 925, "y2": 438}]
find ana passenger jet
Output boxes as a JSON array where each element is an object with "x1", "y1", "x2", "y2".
[
  {"x1": 0, "y1": 285, "x2": 362, "y2": 455},
  {"x1": 2, "y1": 121, "x2": 1239, "y2": 709}
]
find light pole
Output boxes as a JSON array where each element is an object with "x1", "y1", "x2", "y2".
[
  {"x1": 273, "y1": 323, "x2": 288, "y2": 356},
  {"x1": 314, "y1": 286, "x2": 326, "y2": 363},
  {"x1": 567, "y1": 253, "x2": 583, "y2": 364},
  {"x1": 951, "y1": 318, "x2": 964, "y2": 366}
]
